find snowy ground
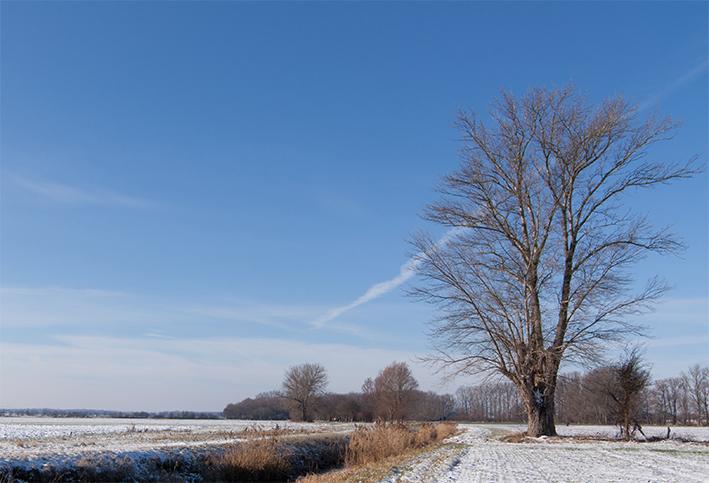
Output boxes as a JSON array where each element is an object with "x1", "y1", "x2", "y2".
[
  {"x1": 3, "y1": 419, "x2": 709, "y2": 481},
  {"x1": 382, "y1": 424, "x2": 709, "y2": 483},
  {"x1": 0, "y1": 417, "x2": 356, "y2": 461}
]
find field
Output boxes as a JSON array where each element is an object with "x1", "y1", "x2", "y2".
[
  {"x1": 1, "y1": 418, "x2": 709, "y2": 481},
  {"x1": 0, "y1": 417, "x2": 355, "y2": 461}
]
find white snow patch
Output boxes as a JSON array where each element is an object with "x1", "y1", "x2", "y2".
[{"x1": 381, "y1": 424, "x2": 709, "y2": 482}]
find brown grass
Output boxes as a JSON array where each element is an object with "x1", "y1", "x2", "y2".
[
  {"x1": 300, "y1": 422, "x2": 458, "y2": 482},
  {"x1": 207, "y1": 435, "x2": 292, "y2": 481},
  {"x1": 0, "y1": 424, "x2": 455, "y2": 483},
  {"x1": 345, "y1": 422, "x2": 456, "y2": 466},
  {"x1": 206, "y1": 429, "x2": 348, "y2": 481}
]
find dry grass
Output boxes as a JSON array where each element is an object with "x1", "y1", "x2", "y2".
[
  {"x1": 206, "y1": 428, "x2": 348, "y2": 481},
  {"x1": 346, "y1": 422, "x2": 457, "y2": 466},
  {"x1": 207, "y1": 435, "x2": 292, "y2": 481},
  {"x1": 300, "y1": 422, "x2": 458, "y2": 482}
]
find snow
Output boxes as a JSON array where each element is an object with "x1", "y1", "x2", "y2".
[
  {"x1": 3, "y1": 419, "x2": 709, "y2": 481},
  {"x1": 381, "y1": 424, "x2": 709, "y2": 482},
  {"x1": 487, "y1": 423, "x2": 709, "y2": 441}
]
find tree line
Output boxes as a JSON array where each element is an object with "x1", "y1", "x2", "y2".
[
  {"x1": 224, "y1": 361, "x2": 454, "y2": 423},
  {"x1": 224, "y1": 359, "x2": 709, "y2": 430},
  {"x1": 0, "y1": 408, "x2": 223, "y2": 419}
]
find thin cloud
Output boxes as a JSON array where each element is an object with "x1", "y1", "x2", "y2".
[
  {"x1": 312, "y1": 61, "x2": 709, "y2": 330},
  {"x1": 12, "y1": 175, "x2": 158, "y2": 208},
  {"x1": 0, "y1": 335, "x2": 445, "y2": 410},
  {"x1": 0, "y1": 286, "x2": 323, "y2": 330},
  {"x1": 311, "y1": 228, "x2": 463, "y2": 328},
  {"x1": 637, "y1": 59, "x2": 708, "y2": 112}
]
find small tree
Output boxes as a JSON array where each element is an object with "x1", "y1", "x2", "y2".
[
  {"x1": 373, "y1": 362, "x2": 419, "y2": 421},
  {"x1": 281, "y1": 363, "x2": 328, "y2": 421},
  {"x1": 606, "y1": 349, "x2": 651, "y2": 440}
]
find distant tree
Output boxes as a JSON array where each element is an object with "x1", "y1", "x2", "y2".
[
  {"x1": 373, "y1": 362, "x2": 419, "y2": 421},
  {"x1": 410, "y1": 391, "x2": 457, "y2": 421},
  {"x1": 454, "y1": 381, "x2": 523, "y2": 422},
  {"x1": 317, "y1": 392, "x2": 368, "y2": 422},
  {"x1": 413, "y1": 87, "x2": 695, "y2": 436},
  {"x1": 281, "y1": 363, "x2": 328, "y2": 421},
  {"x1": 224, "y1": 391, "x2": 289, "y2": 420},
  {"x1": 361, "y1": 377, "x2": 376, "y2": 421},
  {"x1": 666, "y1": 376, "x2": 686, "y2": 425},
  {"x1": 555, "y1": 372, "x2": 585, "y2": 424},
  {"x1": 683, "y1": 364, "x2": 709, "y2": 425}
]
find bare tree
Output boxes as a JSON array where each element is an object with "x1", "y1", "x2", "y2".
[
  {"x1": 360, "y1": 377, "x2": 376, "y2": 421},
  {"x1": 605, "y1": 349, "x2": 651, "y2": 440},
  {"x1": 683, "y1": 364, "x2": 709, "y2": 425},
  {"x1": 665, "y1": 376, "x2": 684, "y2": 425},
  {"x1": 413, "y1": 87, "x2": 695, "y2": 436},
  {"x1": 373, "y1": 362, "x2": 419, "y2": 421},
  {"x1": 653, "y1": 378, "x2": 671, "y2": 424},
  {"x1": 281, "y1": 363, "x2": 328, "y2": 421},
  {"x1": 455, "y1": 381, "x2": 523, "y2": 422}
]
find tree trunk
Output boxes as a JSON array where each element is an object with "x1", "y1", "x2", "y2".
[{"x1": 523, "y1": 385, "x2": 557, "y2": 437}]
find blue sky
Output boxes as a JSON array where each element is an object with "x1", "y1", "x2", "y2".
[{"x1": 1, "y1": 1, "x2": 707, "y2": 411}]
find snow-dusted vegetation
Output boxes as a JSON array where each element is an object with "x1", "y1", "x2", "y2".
[
  {"x1": 0, "y1": 417, "x2": 356, "y2": 481},
  {"x1": 0, "y1": 417, "x2": 356, "y2": 461}
]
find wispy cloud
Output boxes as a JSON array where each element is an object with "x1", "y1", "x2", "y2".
[
  {"x1": 312, "y1": 228, "x2": 463, "y2": 327},
  {"x1": 637, "y1": 59, "x2": 708, "y2": 112},
  {"x1": 11, "y1": 175, "x2": 158, "y2": 208},
  {"x1": 311, "y1": 61, "x2": 709, "y2": 331},
  {"x1": 0, "y1": 286, "x2": 327, "y2": 332},
  {"x1": 0, "y1": 335, "x2": 444, "y2": 410}
]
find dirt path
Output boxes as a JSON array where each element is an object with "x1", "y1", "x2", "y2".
[{"x1": 380, "y1": 425, "x2": 709, "y2": 482}]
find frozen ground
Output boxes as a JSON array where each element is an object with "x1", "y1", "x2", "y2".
[
  {"x1": 382, "y1": 424, "x2": 709, "y2": 483},
  {"x1": 0, "y1": 417, "x2": 356, "y2": 461},
  {"x1": 3, "y1": 419, "x2": 709, "y2": 481},
  {"x1": 487, "y1": 423, "x2": 709, "y2": 441}
]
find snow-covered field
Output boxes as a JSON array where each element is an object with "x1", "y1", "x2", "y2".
[
  {"x1": 2, "y1": 419, "x2": 709, "y2": 481},
  {"x1": 0, "y1": 417, "x2": 355, "y2": 461},
  {"x1": 485, "y1": 423, "x2": 709, "y2": 441},
  {"x1": 383, "y1": 424, "x2": 709, "y2": 483}
]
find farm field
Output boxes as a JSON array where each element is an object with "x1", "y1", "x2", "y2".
[{"x1": 0, "y1": 417, "x2": 356, "y2": 461}]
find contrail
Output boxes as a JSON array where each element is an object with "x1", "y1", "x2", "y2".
[
  {"x1": 637, "y1": 59, "x2": 708, "y2": 112},
  {"x1": 311, "y1": 228, "x2": 463, "y2": 327},
  {"x1": 313, "y1": 60, "x2": 707, "y2": 329}
]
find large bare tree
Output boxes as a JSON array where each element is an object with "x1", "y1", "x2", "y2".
[
  {"x1": 281, "y1": 362, "x2": 328, "y2": 421},
  {"x1": 373, "y1": 362, "x2": 419, "y2": 421},
  {"x1": 413, "y1": 87, "x2": 696, "y2": 436}
]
